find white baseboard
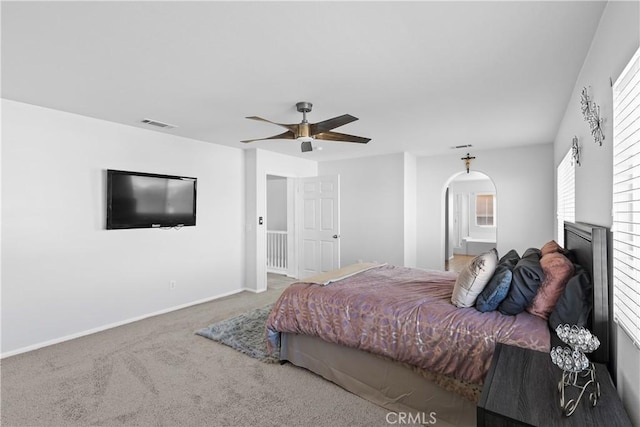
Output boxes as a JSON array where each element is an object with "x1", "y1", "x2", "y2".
[
  {"x1": 0, "y1": 288, "x2": 245, "y2": 359},
  {"x1": 241, "y1": 287, "x2": 267, "y2": 294}
]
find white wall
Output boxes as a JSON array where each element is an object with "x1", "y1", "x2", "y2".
[
  {"x1": 319, "y1": 153, "x2": 407, "y2": 267},
  {"x1": 1, "y1": 99, "x2": 245, "y2": 356},
  {"x1": 266, "y1": 175, "x2": 287, "y2": 231},
  {"x1": 318, "y1": 147, "x2": 552, "y2": 270},
  {"x1": 403, "y1": 153, "x2": 417, "y2": 267},
  {"x1": 552, "y1": 2, "x2": 640, "y2": 423},
  {"x1": 417, "y1": 144, "x2": 555, "y2": 270}
]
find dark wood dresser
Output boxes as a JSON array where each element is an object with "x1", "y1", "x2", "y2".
[{"x1": 477, "y1": 343, "x2": 632, "y2": 426}]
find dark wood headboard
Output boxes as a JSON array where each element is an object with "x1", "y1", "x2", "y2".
[{"x1": 563, "y1": 221, "x2": 609, "y2": 364}]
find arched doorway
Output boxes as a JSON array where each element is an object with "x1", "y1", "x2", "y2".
[{"x1": 444, "y1": 171, "x2": 497, "y2": 272}]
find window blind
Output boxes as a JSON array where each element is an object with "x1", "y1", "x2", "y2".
[
  {"x1": 612, "y1": 46, "x2": 640, "y2": 349},
  {"x1": 557, "y1": 149, "x2": 575, "y2": 246}
]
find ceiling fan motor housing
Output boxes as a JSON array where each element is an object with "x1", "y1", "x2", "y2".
[
  {"x1": 297, "y1": 123, "x2": 312, "y2": 140},
  {"x1": 295, "y1": 101, "x2": 313, "y2": 140}
]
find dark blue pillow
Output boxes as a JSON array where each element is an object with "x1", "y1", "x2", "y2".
[{"x1": 476, "y1": 265, "x2": 512, "y2": 312}]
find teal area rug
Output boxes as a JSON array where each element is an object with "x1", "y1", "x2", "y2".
[{"x1": 196, "y1": 304, "x2": 279, "y2": 363}]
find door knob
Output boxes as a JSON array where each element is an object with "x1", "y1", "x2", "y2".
[{"x1": 333, "y1": 235, "x2": 339, "y2": 239}]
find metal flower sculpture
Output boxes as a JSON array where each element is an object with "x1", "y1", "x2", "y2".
[
  {"x1": 580, "y1": 87, "x2": 605, "y2": 146},
  {"x1": 571, "y1": 136, "x2": 581, "y2": 167},
  {"x1": 551, "y1": 324, "x2": 601, "y2": 417}
]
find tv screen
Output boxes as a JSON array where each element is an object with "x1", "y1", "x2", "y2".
[{"x1": 106, "y1": 169, "x2": 197, "y2": 229}]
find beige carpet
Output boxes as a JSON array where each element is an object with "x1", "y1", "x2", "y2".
[{"x1": 1, "y1": 281, "x2": 404, "y2": 426}]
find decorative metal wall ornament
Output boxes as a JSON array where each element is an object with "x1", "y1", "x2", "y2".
[
  {"x1": 580, "y1": 87, "x2": 605, "y2": 146},
  {"x1": 571, "y1": 136, "x2": 581, "y2": 167},
  {"x1": 550, "y1": 324, "x2": 601, "y2": 417},
  {"x1": 461, "y1": 153, "x2": 475, "y2": 173}
]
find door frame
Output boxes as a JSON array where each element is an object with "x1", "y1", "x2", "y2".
[
  {"x1": 443, "y1": 171, "x2": 497, "y2": 266},
  {"x1": 295, "y1": 175, "x2": 341, "y2": 279},
  {"x1": 265, "y1": 174, "x2": 298, "y2": 279}
]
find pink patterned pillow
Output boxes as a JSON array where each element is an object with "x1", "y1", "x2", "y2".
[
  {"x1": 540, "y1": 240, "x2": 565, "y2": 257},
  {"x1": 527, "y1": 252, "x2": 574, "y2": 320}
]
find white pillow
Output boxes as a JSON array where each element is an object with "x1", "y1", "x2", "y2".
[{"x1": 451, "y1": 248, "x2": 499, "y2": 308}]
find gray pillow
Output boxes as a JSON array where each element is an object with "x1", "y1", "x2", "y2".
[
  {"x1": 498, "y1": 249, "x2": 544, "y2": 315},
  {"x1": 548, "y1": 266, "x2": 592, "y2": 330},
  {"x1": 498, "y1": 249, "x2": 520, "y2": 270}
]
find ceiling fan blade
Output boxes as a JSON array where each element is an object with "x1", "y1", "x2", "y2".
[
  {"x1": 309, "y1": 114, "x2": 358, "y2": 135},
  {"x1": 314, "y1": 131, "x2": 371, "y2": 144},
  {"x1": 241, "y1": 130, "x2": 295, "y2": 143},
  {"x1": 246, "y1": 116, "x2": 299, "y2": 132}
]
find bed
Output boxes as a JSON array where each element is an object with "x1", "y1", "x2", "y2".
[{"x1": 266, "y1": 222, "x2": 610, "y2": 427}]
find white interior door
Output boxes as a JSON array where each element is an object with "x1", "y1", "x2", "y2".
[{"x1": 297, "y1": 175, "x2": 340, "y2": 278}]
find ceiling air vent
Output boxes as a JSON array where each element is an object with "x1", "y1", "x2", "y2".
[{"x1": 141, "y1": 118, "x2": 177, "y2": 129}]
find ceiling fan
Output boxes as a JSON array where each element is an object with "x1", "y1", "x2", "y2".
[{"x1": 241, "y1": 102, "x2": 371, "y2": 152}]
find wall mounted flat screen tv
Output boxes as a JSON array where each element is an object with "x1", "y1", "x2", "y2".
[{"x1": 106, "y1": 169, "x2": 197, "y2": 229}]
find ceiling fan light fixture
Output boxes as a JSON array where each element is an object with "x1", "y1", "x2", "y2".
[
  {"x1": 301, "y1": 140, "x2": 313, "y2": 152},
  {"x1": 297, "y1": 135, "x2": 314, "y2": 143}
]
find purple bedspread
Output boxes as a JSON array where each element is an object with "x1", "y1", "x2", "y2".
[{"x1": 266, "y1": 264, "x2": 550, "y2": 386}]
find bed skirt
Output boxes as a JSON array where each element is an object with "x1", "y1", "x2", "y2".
[{"x1": 280, "y1": 332, "x2": 477, "y2": 427}]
